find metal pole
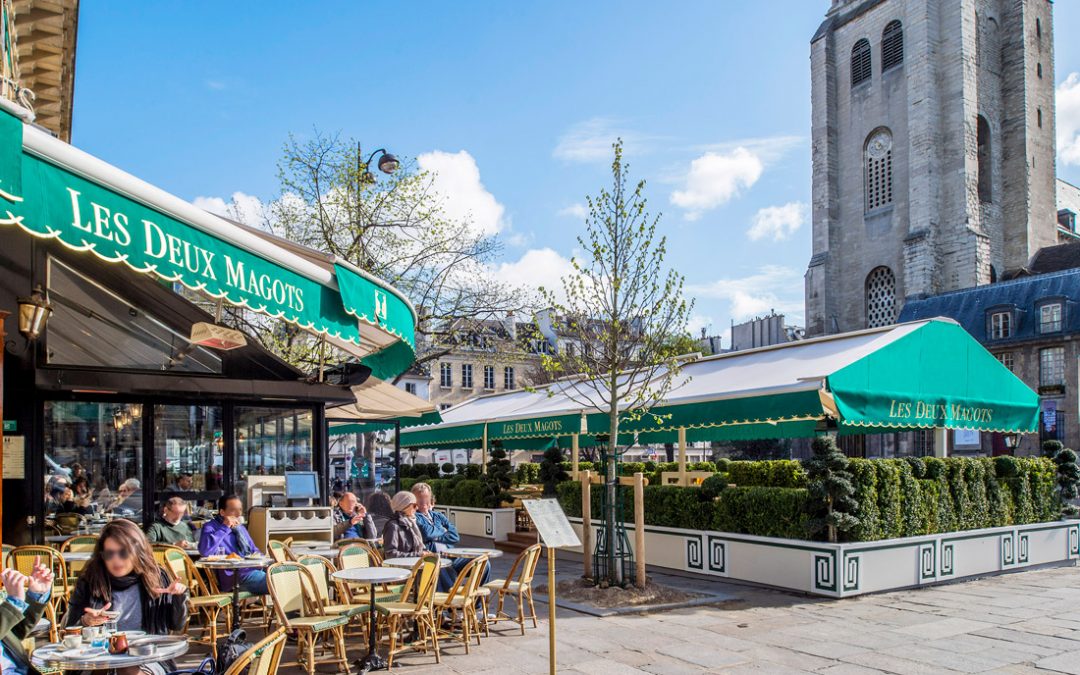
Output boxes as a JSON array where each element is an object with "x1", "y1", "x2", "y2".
[
  {"x1": 581, "y1": 470, "x2": 592, "y2": 579},
  {"x1": 394, "y1": 421, "x2": 401, "y2": 493},
  {"x1": 547, "y1": 545, "x2": 557, "y2": 675}
]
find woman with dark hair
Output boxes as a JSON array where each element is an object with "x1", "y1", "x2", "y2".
[
  {"x1": 365, "y1": 490, "x2": 394, "y2": 535},
  {"x1": 64, "y1": 519, "x2": 188, "y2": 675}
]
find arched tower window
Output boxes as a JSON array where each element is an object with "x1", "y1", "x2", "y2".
[
  {"x1": 882, "y1": 21, "x2": 904, "y2": 70},
  {"x1": 977, "y1": 115, "x2": 992, "y2": 203},
  {"x1": 865, "y1": 266, "x2": 897, "y2": 328},
  {"x1": 851, "y1": 39, "x2": 872, "y2": 87},
  {"x1": 865, "y1": 128, "x2": 894, "y2": 212}
]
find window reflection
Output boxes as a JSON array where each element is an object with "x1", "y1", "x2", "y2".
[
  {"x1": 44, "y1": 402, "x2": 144, "y2": 522},
  {"x1": 154, "y1": 405, "x2": 223, "y2": 515},
  {"x1": 234, "y1": 407, "x2": 313, "y2": 506}
]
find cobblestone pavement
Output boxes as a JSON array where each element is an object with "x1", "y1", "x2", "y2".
[{"x1": 177, "y1": 550, "x2": 1080, "y2": 674}]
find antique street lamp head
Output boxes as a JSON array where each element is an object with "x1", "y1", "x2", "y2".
[
  {"x1": 377, "y1": 152, "x2": 399, "y2": 175},
  {"x1": 1004, "y1": 433, "x2": 1020, "y2": 450},
  {"x1": 16, "y1": 284, "x2": 51, "y2": 341}
]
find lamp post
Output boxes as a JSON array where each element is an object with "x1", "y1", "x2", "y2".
[
  {"x1": 357, "y1": 143, "x2": 399, "y2": 186},
  {"x1": 1004, "y1": 433, "x2": 1021, "y2": 454},
  {"x1": 16, "y1": 284, "x2": 51, "y2": 341}
]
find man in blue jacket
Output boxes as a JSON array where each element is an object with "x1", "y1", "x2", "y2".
[
  {"x1": 412, "y1": 482, "x2": 489, "y2": 592},
  {"x1": 198, "y1": 495, "x2": 268, "y2": 595}
]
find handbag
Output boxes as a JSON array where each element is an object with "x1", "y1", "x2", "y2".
[
  {"x1": 214, "y1": 628, "x2": 254, "y2": 674},
  {"x1": 165, "y1": 656, "x2": 215, "y2": 675}
]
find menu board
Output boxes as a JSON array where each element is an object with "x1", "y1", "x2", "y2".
[
  {"x1": 523, "y1": 498, "x2": 581, "y2": 549},
  {"x1": 3, "y1": 435, "x2": 24, "y2": 479}
]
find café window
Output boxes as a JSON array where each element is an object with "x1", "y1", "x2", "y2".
[
  {"x1": 1039, "y1": 302, "x2": 1063, "y2": 334},
  {"x1": 44, "y1": 401, "x2": 145, "y2": 521},
  {"x1": 989, "y1": 311, "x2": 1012, "y2": 339},
  {"x1": 440, "y1": 363, "x2": 452, "y2": 388},
  {"x1": 504, "y1": 366, "x2": 516, "y2": 390},
  {"x1": 484, "y1": 365, "x2": 496, "y2": 390},
  {"x1": 461, "y1": 364, "x2": 474, "y2": 389},
  {"x1": 1040, "y1": 347, "x2": 1066, "y2": 387},
  {"x1": 153, "y1": 405, "x2": 224, "y2": 510},
  {"x1": 45, "y1": 257, "x2": 222, "y2": 373},
  {"x1": 404, "y1": 382, "x2": 417, "y2": 396},
  {"x1": 233, "y1": 407, "x2": 314, "y2": 505}
]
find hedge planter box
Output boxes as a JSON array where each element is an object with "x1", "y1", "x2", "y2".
[
  {"x1": 567, "y1": 518, "x2": 1080, "y2": 598},
  {"x1": 434, "y1": 506, "x2": 516, "y2": 542}
]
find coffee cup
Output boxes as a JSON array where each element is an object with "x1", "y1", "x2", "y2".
[
  {"x1": 80, "y1": 626, "x2": 98, "y2": 642},
  {"x1": 61, "y1": 634, "x2": 82, "y2": 650}
]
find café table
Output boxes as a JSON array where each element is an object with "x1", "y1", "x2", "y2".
[
  {"x1": 331, "y1": 566, "x2": 410, "y2": 673},
  {"x1": 441, "y1": 547, "x2": 504, "y2": 560},
  {"x1": 382, "y1": 556, "x2": 453, "y2": 569},
  {"x1": 32, "y1": 635, "x2": 188, "y2": 672},
  {"x1": 195, "y1": 556, "x2": 272, "y2": 631}
]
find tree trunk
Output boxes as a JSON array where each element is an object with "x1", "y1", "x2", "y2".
[{"x1": 607, "y1": 407, "x2": 621, "y2": 585}]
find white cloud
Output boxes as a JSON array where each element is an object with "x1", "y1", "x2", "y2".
[
  {"x1": 552, "y1": 118, "x2": 661, "y2": 163},
  {"x1": 688, "y1": 265, "x2": 804, "y2": 322},
  {"x1": 192, "y1": 191, "x2": 265, "y2": 225},
  {"x1": 670, "y1": 148, "x2": 763, "y2": 220},
  {"x1": 747, "y1": 202, "x2": 807, "y2": 242},
  {"x1": 417, "y1": 150, "x2": 507, "y2": 237},
  {"x1": 557, "y1": 203, "x2": 588, "y2": 219},
  {"x1": 1058, "y1": 73, "x2": 1080, "y2": 166},
  {"x1": 697, "y1": 135, "x2": 804, "y2": 164},
  {"x1": 492, "y1": 247, "x2": 575, "y2": 297},
  {"x1": 686, "y1": 313, "x2": 713, "y2": 336}
]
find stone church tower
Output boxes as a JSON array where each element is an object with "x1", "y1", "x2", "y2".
[{"x1": 804, "y1": 0, "x2": 1058, "y2": 336}]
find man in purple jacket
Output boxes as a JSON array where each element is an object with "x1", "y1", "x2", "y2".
[{"x1": 198, "y1": 495, "x2": 269, "y2": 595}]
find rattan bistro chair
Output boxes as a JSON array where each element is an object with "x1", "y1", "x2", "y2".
[
  {"x1": 484, "y1": 543, "x2": 542, "y2": 635},
  {"x1": 266, "y1": 562, "x2": 350, "y2": 675},
  {"x1": 9, "y1": 546, "x2": 69, "y2": 642},
  {"x1": 266, "y1": 539, "x2": 294, "y2": 563},
  {"x1": 60, "y1": 535, "x2": 98, "y2": 581},
  {"x1": 433, "y1": 554, "x2": 489, "y2": 653},
  {"x1": 162, "y1": 547, "x2": 232, "y2": 658},
  {"x1": 374, "y1": 553, "x2": 441, "y2": 670},
  {"x1": 221, "y1": 627, "x2": 288, "y2": 675}
]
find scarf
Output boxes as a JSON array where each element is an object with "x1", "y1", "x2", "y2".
[{"x1": 109, "y1": 572, "x2": 142, "y2": 593}]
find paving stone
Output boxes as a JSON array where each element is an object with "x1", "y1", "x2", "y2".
[
  {"x1": 1036, "y1": 650, "x2": 1080, "y2": 674},
  {"x1": 655, "y1": 642, "x2": 747, "y2": 669},
  {"x1": 891, "y1": 616, "x2": 997, "y2": 638},
  {"x1": 840, "y1": 650, "x2": 964, "y2": 675},
  {"x1": 816, "y1": 665, "x2": 890, "y2": 675}
]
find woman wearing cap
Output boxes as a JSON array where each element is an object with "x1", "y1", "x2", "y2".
[{"x1": 382, "y1": 491, "x2": 425, "y2": 559}]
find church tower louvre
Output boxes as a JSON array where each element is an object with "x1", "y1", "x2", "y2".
[{"x1": 804, "y1": 0, "x2": 1058, "y2": 336}]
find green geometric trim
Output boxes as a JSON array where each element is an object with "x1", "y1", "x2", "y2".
[
  {"x1": 842, "y1": 554, "x2": 861, "y2": 593},
  {"x1": 813, "y1": 552, "x2": 837, "y2": 593},
  {"x1": 940, "y1": 543, "x2": 955, "y2": 577},
  {"x1": 919, "y1": 543, "x2": 936, "y2": 582}
]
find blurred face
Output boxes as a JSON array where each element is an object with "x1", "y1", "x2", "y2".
[
  {"x1": 414, "y1": 490, "x2": 433, "y2": 513},
  {"x1": 220, "y1": 498, "x2": 243, "y2": 519},
  {"x1": 101, "y1": 536, "x2": 134, "y2": 577},
  {"x1": 164, "y1": 498, "x2": 187, "y2": 523},
  {"x1": 339, "y1": 493, "x2": 357, "y2": 513},
  {"x1": 178, "y1": 475, "x2": 193, "y2": 490},
  {"x1": 118, "y1": 483, "x2": 134, "y2": 498},
  {"x1": 402, "y1": 503, "x2": 417, "y2": 517},
  {"x1": 62, "y1": 488, "x2": 74, "y2": 503}
]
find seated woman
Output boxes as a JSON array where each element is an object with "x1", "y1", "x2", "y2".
[
  {"x1": 104, "y1": 478, "x2": 143, "y2": 518},
  {"x1": 64, "y1": 519, "x2": 188, "y2": 675},
  {"x1": 0, "y1": 560, "x2": 53, "y2": 675},
  {"x1": 381, "y1": 491, "x2": 425, "y2": 559},
  {"x1": 59, "y1": 487, "x2": 92, "y2": 516},
  {"x1": 198, "y1": 495, "x2": 268, "y2": 595},
  {"x1": 365, "y1": 491, "x2": 394, "y2": 536}
]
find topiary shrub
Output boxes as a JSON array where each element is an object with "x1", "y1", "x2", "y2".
[
  {"x1": 539, "y1": 446, "x2": 569, "y2": 496},
  {"x1": 848, "y1": 458, "x2": 881, "y2": 541},
  {"x1": 1054, "y1": 448, "x2": 1080, "y2": 517},
  {"x1": 483, "y1": 445, "x2": 513, "y2": 508},
  {"x1": 714, "y1": 457, "x2": 732, "y2": 473},
  {"x1": 897, "y1": 461, "x2": 924, "y2": 537},
  {"x1": 802, "y1": 436, "x2": 860, "y2": 542},
  {"x1": 1043, "y1": 440, "x2": 1064, "y2": 459},
  {"x1": 699, "y1": 473, "x2": 728, "y2": 501},
  {"x1": 712, "y1": 487, "x2": 810, "y2": 539},
  {"x1": 441, "y1": 462, "x2": 455, "y2": 476},
  {"x1": 874, "y1": 460, "x2": 902, "y2": 539},
  {"x1": 903, "y1": 456, "x2": 926, "y2": 479}
]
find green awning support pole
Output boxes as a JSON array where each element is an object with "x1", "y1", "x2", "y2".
[
  {"x1": 481, "y1": 424, "x2": 488, "y2": 474},
  {"x1": 678, "y1": 427, "x2": 687, "y2": 487},
  {"x1": 571, "y1": 433, "x2": 580, "y2": 480},
  {"x1": 934, "y1": 427, "x2": 949, "y2": 458}
]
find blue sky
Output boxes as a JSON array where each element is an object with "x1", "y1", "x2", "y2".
[{"x1": 72, "y1": 2, "x2": 1080, "y2": 344}]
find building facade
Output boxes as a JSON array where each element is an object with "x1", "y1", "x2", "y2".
[
  {"x1": 805, "y1": 0, "x2": 1058, "y2": 336},
  {"x1": 899, "y1": 268, "x2": 1080, "y2": 456}
]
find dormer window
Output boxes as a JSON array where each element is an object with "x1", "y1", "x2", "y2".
[
  {"x1": 990, "y1": 311, "x2": 1012, "y2": 339},
  {"x1": 1039, "y1": 302, "x2": 1063, "y2": 334}
]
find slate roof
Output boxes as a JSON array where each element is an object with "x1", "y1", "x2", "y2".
[
  {"x1": 1028, "y1": 243, "x2": 1080, "y2": 276},
  {"x1": 898, "y1": 268, "x2": 1080, "y2": 346}
]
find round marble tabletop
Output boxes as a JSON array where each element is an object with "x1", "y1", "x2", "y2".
[
  {"x1": 32, "y1": 635, "x2": 188, "y2": 671},
  {"x1": 331, "y1": 567, "x2": 411, "y2": 585},
  {"x1": 195, "y1": 556, "x2": 272, "y2": 570},
  {"x1": 382, "y1": 556, "x2": 453, "y2": 569},
  {"x1": 441, "y1": 547, "x2": 504, "y2": 559}
]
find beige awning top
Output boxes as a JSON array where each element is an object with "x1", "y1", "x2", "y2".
[{"x1": 329, "y1": 378, "x2": 437, "y2": 421}]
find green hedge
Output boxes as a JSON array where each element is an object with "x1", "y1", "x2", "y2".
[
  {"x1": 555, "y1": 455, "x2": 1061, "y2": 543},
  {"x1": 398, "y1": 477, "x2": 496, "y2": 509}
]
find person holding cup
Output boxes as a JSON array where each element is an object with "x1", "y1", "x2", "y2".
[
  {"x1": 0, "y1": 560, "x2": 53, "y2": 675},
  {"x1": 64, "y1": 519, "x2": 188, "y2": 675},
  {"x1": 332, "y1": 491, "x2": 376, "y2": 541}
]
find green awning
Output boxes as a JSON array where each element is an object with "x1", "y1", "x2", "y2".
[
  {"x1": 827, "y1": 319, "x2": 1039, "y2": 433},
  {"x1": 329, "y1": 410, "x2": 443, "y2": 437},
  {"x1": 397, "y1": 319, "x2": 1039, "y2": 448},
  {"x1": 0, "y1": 106, "x2": 417, "y2": 379}
]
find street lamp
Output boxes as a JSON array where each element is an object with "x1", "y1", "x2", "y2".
[
  {"x1": 1004, "y1": 433, "x2": 1021, "y2": 451},
  {"x1": 16, "y1": 284, "x2": 51, "y2": 341},
  {"x1": 360, "y1": 146, "x2": 400, "y2": 184}
]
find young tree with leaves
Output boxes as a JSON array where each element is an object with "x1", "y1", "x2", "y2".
[
  {"x1": 803, "y1": 436, "x2": 860, "y2": 543},
  {"x1": 539, "y1": 140, "x2": 692, "y2": 585}
]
